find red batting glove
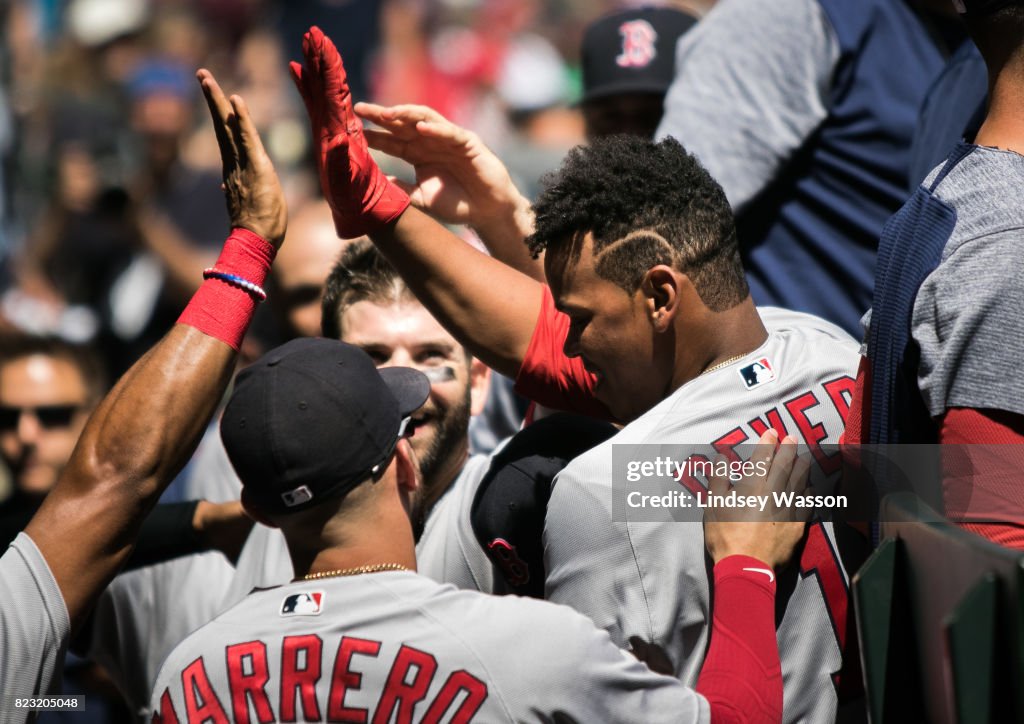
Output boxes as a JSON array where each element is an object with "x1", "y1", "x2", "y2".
[{"x1": 289, "y1": 26, "x2": 409, "y2": 238}]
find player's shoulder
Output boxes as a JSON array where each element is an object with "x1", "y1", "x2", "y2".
[{"x1": 757, "y1": 305, "x2": 858, "y2": 347}]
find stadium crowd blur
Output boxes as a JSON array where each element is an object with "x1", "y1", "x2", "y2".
[{"x1": 0, "y1": 0, "x2": 716, "y2": 383}]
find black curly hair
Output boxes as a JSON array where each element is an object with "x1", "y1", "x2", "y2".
[{"x1": 527, "y1": 135, "x2": 747, "y2": 311}]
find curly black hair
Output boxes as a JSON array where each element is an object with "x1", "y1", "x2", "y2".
[
  {"x1": 320, "y1": 239, "x2": 414, "y2": 339},
  {"x1": 527, "y1": 135, "x2": 747, "y2": 311}
]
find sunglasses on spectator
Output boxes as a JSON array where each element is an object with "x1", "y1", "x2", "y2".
[{"x1": 0, "y1": 404, "x2": 85, "y2": 431}]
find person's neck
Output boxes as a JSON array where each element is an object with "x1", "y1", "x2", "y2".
[
  {"x1": 974, "y1": 62, "x2": 1024, "y2": 154},
  {"x1": 671, "y1": 297, "x2": 768, "y2": 391},
  {"x1": 288, "y1": 505, "x2": 418, "y2": 580},
  {"x1": 421, "y1": 440, "x2": 470, "y2": 516}
]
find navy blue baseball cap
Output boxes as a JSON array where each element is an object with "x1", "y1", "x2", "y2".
[
  {"x1": 580, "y1": 6, "x2": 697, "y2": 104},
  {"x1": 221, "y1": 337, "x2": 430, "y2": 515}
]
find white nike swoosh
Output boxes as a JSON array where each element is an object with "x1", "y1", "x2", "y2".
[{"x1": 742, "y1": 567, "x2": 775, "y2": 583}]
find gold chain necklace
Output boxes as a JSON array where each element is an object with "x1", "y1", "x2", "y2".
[
  {"x1": 300, "y1": 563, "x2": 410, "y2": 581},
  {"x1": 699, "y1": 353, "x2": 749, "y2": 377}
]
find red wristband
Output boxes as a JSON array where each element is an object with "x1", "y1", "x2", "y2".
[{"x1": 177, "y1": 228, "x2": 276, "y2": 351}]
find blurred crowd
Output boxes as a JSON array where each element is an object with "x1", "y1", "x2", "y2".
[{"x1": 0, "y1": 0, "x2": 712, "y2": 382}]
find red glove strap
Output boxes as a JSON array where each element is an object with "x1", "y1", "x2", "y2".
[
  {"x1": 177, "y1": 228, "x2": 276, "y2": 351},
  {"x1": 696, "y1": 555, "x2": 782, "y2": 724}
]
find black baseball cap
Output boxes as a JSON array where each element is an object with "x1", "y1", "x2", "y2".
[
  {"x1": 470, "y1": 413, "x2": 618, "y2": 597},
  {"x1": 221, "y1": 337, "x2": 430, "y2": 515},
  {"x1": 580, "y1": 6, "x2": 697, "y2": 104}
]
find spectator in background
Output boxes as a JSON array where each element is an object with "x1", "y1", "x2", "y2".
[
  {"x1": 269, "y1": 199, "x2": 350, "y2": 339},
  {"x1": 655, "y1": 0, "x2": 961, "y2": 336},
  {"x1": 0, "y1": 334, "x2": 104, "y2": 509},
  {"x1": 3, "y1": 55, "x2": 229, "y2": 377},
  {"x1": 579, "y1": 6, "x2": 697, "y2": 140}
]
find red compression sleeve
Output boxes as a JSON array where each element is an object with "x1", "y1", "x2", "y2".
[
  {"x1": 696, "y1": 555, "x2": 782, "y2": 724},
  {"x1": 514, "y1": 285, "x2": 617, "y2": 422},
  {"x1": 177, "y1": 228, "x2": 276, "y2": 351},
  {"x1": 939, "y1": 407, "x2": 1024, "y2": 549}
]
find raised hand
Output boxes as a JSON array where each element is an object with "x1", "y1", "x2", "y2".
[
  {"x1": 702, "y1": 429, "x2": 811, "y2": 570},
  {"x1": 198, "y1": 69, "x2": 287, "y2": 249},
  {"x1": 289, "y1": 26, "x2": 409, "y2": 238},
  {"x1": 356, "y1": 101, "x2": 543, "y2": 280},
  {"x1": 356, "y1": 103, "x2": 532, "y2": 231}
]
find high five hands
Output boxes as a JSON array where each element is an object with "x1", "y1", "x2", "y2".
[{"x1": 196, "y1": 69, "x2": 287, "y2": 249}]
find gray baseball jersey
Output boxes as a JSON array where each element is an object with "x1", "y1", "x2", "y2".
[
  {"x1": 0, "y1": 533, "x2": 70, "y2": 723},
  {"x1": 150, "y1": 571, "x2": 709, "y2": 723},
  {"x1": 416, "y1": 452, "x2": 500, "y2": 592},
  {"x1": 544, "y1": 308, "x2": 858, "y2": 723},
  {"x1": 87, "y1": 552, "x2": 234, "y2": 715}
]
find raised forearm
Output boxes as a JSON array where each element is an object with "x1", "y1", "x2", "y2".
[
  {"x1": 371, "y1": 205, "x2": 542, "y2": 378},
  {"x1": 471, "y1": 193, "x2": 545, "y2": 282}
]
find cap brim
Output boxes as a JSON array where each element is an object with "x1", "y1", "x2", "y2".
[
  {"x1": 378, "y1": 367, "x2": 431, "y2": 417},
  {"x1": 579, "y1": 83, "x2": 669, "y2": 106}
]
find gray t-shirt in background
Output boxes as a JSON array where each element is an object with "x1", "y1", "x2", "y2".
[
  {"x1": 655, "y1": 0, "x2": 839, "y2": 212},
  {"x1": 911, "y1": 145, "x2": 1024, "y2": 419},
  {"x1": 0, "y1": 533, "x2": 70, "y2": 723}
]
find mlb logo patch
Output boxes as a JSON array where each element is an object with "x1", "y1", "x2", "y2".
[
  {"x1": 280, "y1": 591, "x2": 324, "y2": 617},
  {"x1": 738, "y1": 358, "x2": 776, "y2": 390}
]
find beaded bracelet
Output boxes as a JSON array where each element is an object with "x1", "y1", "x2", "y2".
[{"x1": 202, "y1": 268, "x2": 268, "y2": 302}]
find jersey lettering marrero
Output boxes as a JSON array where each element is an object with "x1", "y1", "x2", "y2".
[
  {"x1": 543, "y1": 308, "x2": 859, "y2": 724},
  {"x1": 149, "y1": 572, "x2": 709, "y2": 723}
]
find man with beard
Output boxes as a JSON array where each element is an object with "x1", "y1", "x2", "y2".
[{"x1": 321, "y1": 239, "x2": 496, "y2": 589}]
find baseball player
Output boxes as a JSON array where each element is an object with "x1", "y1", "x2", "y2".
[
  {"x1": 846, "y1": 0, "x2": 1024, "y2": 547},
  {"x1": 0, "y1": 68, "x2": 286, "y2": 722},
  {"x1": 150, "y1": 335, "x2": 809, "y2": 723},
  {"x1": 290, "y1": 27, "x2": 862, "y2": 721}
]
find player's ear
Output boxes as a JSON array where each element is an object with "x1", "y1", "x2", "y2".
[
  {"x1": 468, "y1": 357, "x2": 491, "y2": 417},
  {"x1": 240, "y1": 489, "x2": 279, "y2": 529},
  {"x1": 394, "y1": 439, "x2": 421, "y2": 495},
  {"x1": 641, "y1": 265, "x2": 683, "y2": 332}
]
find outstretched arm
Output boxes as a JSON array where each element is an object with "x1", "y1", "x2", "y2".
[
  {"x1": 23, "y1": 69, "x2": 286, "y2": 630},
  {"x1": 355, "y1": 102, "x2": 543, "y2": 281},
  {"x1": 697, "y1": 430, "x2": 810, "y2": 723},
  {"x1": 289, "y1": 27, "x2": 542, "y2": 378}
]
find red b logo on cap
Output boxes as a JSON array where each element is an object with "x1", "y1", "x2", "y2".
[{"x1": 616, "y1": 19, "x2": 658, "y2": 68}]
